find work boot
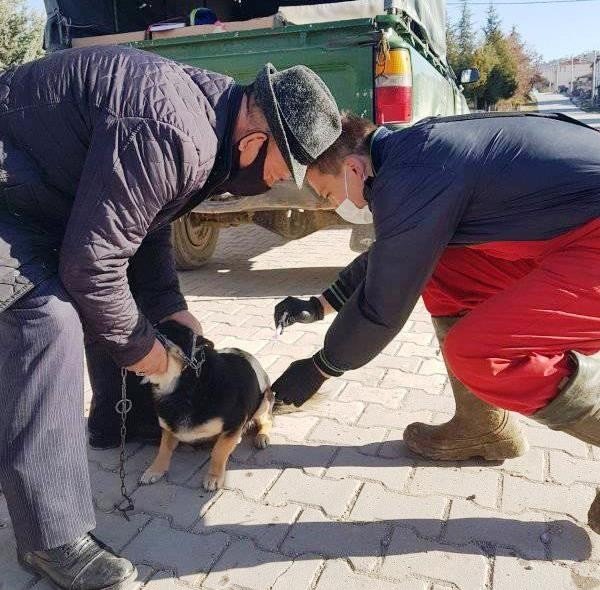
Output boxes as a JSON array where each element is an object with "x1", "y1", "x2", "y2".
[
  {"x1": 532, "y1": 351, "x2": 600, "y2": 533},
  {"x1": 19, "y1": 533, "x2": 137, "y2": 589},
  {"x1": 404, "y1": 316, "x2": 529, "y2": 461}
]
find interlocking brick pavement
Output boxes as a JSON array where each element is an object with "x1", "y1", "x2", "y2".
[{"x1": 1, "y1": 225, "x2": 599, "y2": 589}]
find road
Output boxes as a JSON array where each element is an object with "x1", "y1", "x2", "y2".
[{"x1": 535, "y1": 91, "x2": 600, "y2": 129}]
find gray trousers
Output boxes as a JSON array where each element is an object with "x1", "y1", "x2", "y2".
[{"x1": 0, "y1": 276, "x2": 95, "y2": 552}]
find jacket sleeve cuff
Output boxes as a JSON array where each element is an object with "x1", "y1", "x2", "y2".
[
  {"x1": 322, "y1": 280, "x2": 351, "y2": 312},
  {"x1": 313, "y1": 350, "x2": 345, "y2": 378}
]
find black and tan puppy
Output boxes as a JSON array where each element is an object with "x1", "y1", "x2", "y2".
[{"x1": 138, "y1": 320, "x2": 274, "y2": 491}]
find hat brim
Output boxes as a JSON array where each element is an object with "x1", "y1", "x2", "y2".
[{"x1": 255, "y1": 65, "x2": 307, "y2": 188}]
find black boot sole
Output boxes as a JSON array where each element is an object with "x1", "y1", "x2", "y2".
[{"x1": 18, "y1": 557, "x2": 138, "y2": 590}]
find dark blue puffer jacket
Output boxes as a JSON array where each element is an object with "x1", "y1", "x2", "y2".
[{"x1": 317, "y1": 113, "x2": 600, "y2": 375}]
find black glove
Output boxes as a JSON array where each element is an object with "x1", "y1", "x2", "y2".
[
  {"x1": 274, "y1": 296, "x2": 324, "y2": 330},
  {"x1": 272, "y1": 357, "x2": 328, "y2": 407}
]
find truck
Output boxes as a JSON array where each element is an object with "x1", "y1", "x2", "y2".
[{"x1": 42, "y1": 0, "x2": 478, "y2": 269}]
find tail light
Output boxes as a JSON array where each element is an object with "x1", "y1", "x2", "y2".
[{"x1": 375, "y1": 47, "x2": 412, "y2": 124}]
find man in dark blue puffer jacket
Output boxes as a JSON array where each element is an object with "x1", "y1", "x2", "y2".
[{"x1": 273, "y1": 112, "x2": 600, "y2": 535}]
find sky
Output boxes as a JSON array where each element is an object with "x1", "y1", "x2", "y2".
[
  {"x1": 26, "y1": 0, "x2": 599, "y2": 62},
  {"x1": 447, "y1": 1, "x2": 599, "y2": 61}
]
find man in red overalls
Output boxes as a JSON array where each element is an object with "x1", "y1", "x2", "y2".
[{"x1": 272, "y1": 112, "x2": 600, "y2": 534}]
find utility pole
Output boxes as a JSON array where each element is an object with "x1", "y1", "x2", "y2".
[{"x1": 570, "y1": 55, "x2": 574, "y2": 93}]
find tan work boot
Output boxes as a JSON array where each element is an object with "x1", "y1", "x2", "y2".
[
  {"x1": 404, "y1": 316, "x2": 529, "y2": 461},
  {"x1": 532, "y1": 351, "x2": 600, "y2": 533}
]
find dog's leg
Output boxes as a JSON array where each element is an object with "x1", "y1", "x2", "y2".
[
  {"x1": 203, "y1": 428, "x2": 243, "y2": 492},
  {"x1": 253, "y1": 389, "x2": 275, "y2": 449},
  {"x1": 140, "y1": 429, "x2": 179, "y2": 485}
]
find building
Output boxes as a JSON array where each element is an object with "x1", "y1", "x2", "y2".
[{"x1": 540, "y1": 55, "x2": 595, "y2": 92}]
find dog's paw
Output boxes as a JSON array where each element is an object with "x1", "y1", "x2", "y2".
[
  {"x1": 203, "y1": 472, "x2": 225, "y2": 492},
  {"x1": 254, "y1": 433, "x2": 270, "y2": 449},
  {"x1": 139, "y1": 467, "x2": 166, "y2": 485}
]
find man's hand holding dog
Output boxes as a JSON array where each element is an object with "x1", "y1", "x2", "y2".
[{"x1": 127, "y1": 339, "x2": 168, "y2": 376}]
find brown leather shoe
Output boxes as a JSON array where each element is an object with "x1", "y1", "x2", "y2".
[
  {"x1": 404, "y1": 316, "x2": 529, "y2": 461},
  {"x1": 19, "y1": 533, "x2": 137, "y2": 589}
]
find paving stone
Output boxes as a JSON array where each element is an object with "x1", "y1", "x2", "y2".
[
  {"x1": 522, "y1": 422, "x2": 589, "y2": 457},
  {"x1": 266, "y1": 469, "x2": 360, "y2": 517},
  {"x1": 493, "y1": 556, "x2": 600, "y2": 590},
  {"x1": 271, "y1": 557, "x2": 323, "y2": 590},
  {"x1": 401, "y1": 389, "x2": 455, "y2": 413},
  {"x1": 282, "y1": 508, "x2": 388, "y2": 571},
  {"x1": 143, "y1": 573, "x2": 191, "y2": 589},
  {"x1": 337, "y1": 383, "x2": 406, "y2": 409},
  {"x1": 194, "y1": 464, "x2": 281, "y2": 500},
  {"x1": 396, "y1": 342, "x2": 441, "y2": 360},
  {"x1": 325, "y1": 447, "x2": 412, "y2": 491},
  {"x1": 368, "y1": 354, "x2": 422, "y2": 373},
  {"x1": 124, "y1": 519, "x2": 228, "y2": 582},
  {"x1": 502, "y1": 475, "x2": 596, "y2": 522},
  {"x1": 308, "y1": 418, "x2": 387, "y2": 450},
  {"x1": 381, "y1": 528, "x2": 489, "y2": 590},
  {"x1": 89, "y1": 463, "x2": 141, "y2": 513},
  {"x1": 202, "y1": 539, "x2": 294, "y2": 589},
  {"x1": 250, "y1": 435, "x2": 337, "y2": 477},
  {"x1": 484, "y1": 447, "x2": 546, "y2": 482},
  {"x1": 409, "y1": 466, "x2": 501, "y2": 508},
  {"x1": 271, "y1": 414, "x2": 319, "y2": 442},
  {"x1": 350, "y1": 483, "x2": 447, "y2": 538},
  {"x1": 93, "y1": 511, "x2": 151, "y2": 551},
  {"x1": 342, "y1": 367, "x2": 387, "y2": 386},
  {"x1": 417, "y1": 358, "x2": 447, "y2": 376},
  {"x1": 394, "y1": 330, "x2": 435, "y2": 346},
  {"x1": 0, "y1": 524, "x2": 36, "y2": 590},
  {"x1": 379, "y1": 370, "x2": 446, "y2": 394},
  {"x1": 315, "y1": 559, "x2": 427, "y2": 590},
  {"x1": 130, "y1": 480, "x2": 217, "y2": 529},
  {"x1": 445, "y1": 499, "x2": 549, "y2": 560},
  {"x1": 358, "y1": 404, "x2": 433, "y2": 433},
  {"x1": 196, "y1": 491, "x2": 298, "y2": 551},
  {"x1": 549, "y1": 451, "x2": 600, "y2": 486},
  {"x1": 301, "y1": 399, "x2": 365, "y2": 424}
]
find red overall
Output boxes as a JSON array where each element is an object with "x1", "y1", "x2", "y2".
[{"x1": 422, "y1": 217, "x2": 600, "y2": 415}]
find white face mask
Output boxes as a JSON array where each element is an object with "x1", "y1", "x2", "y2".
[{"x1": 335, "y1": 167, "x2": 373, "y2": 225}]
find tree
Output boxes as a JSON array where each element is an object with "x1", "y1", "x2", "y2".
[
  {"x1": 0, "y1": 0, "x2": 44, "y2": 71},
  {"x1": 483, "y1": 2, "x2": 502, "y2": 44},
  {"x1": 447, "y1": 1, "x2": 477, "y2": 77},
  {"x1": 456, "y1": 1, "x2": 476, "y2": 66}
]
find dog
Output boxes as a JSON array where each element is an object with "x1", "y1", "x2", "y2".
[{"x1": 138, "y1": 320, "x2": 274, "y2": 491}]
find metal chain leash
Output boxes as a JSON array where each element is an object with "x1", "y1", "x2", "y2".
[{"x1": 114, "y1": 368, "x2": 134, "y2": 521}]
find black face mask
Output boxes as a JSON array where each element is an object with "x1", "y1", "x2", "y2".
[{"x1": 222, "y1": 136, "x2": 271, "y2": 197}]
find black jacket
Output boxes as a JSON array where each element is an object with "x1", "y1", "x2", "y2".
[{"x1": 0, "y1": 46, "x2": 241, "y2": 366}]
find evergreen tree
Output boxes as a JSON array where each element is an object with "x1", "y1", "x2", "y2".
[
  {"x1": 0, "y1": 0, "x2": 44, "y2": 70},
  {"x1": 483, "y1": 2, "x2": 502, "y2": 44},
  {"x1": 457, "y1": 1, "x2": 475, "y2": 63}
]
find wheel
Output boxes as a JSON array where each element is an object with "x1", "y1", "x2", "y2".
[{"x1": 171, "y1": 214, "x2": 219, "y2": 270}]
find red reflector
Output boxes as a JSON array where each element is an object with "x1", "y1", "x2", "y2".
[{"x1": 375, "y1": 86, "x2": 412, "y2": 124}]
